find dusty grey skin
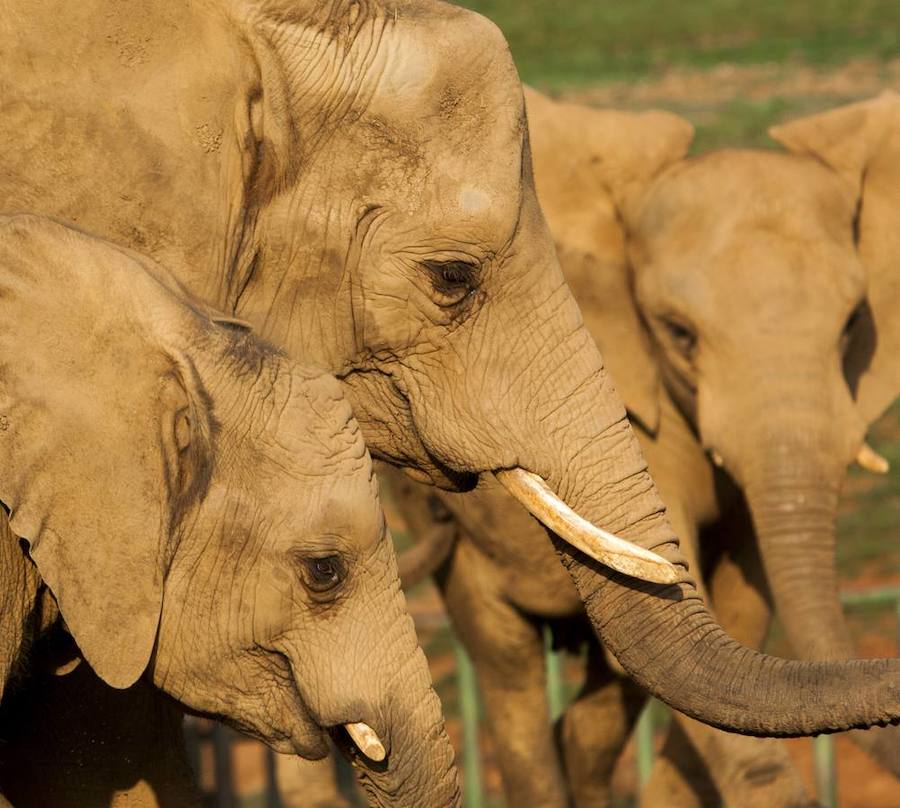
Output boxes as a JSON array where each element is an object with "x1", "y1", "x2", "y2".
[
  {"x1": 0, "y1": 216, "x2": 457, "y2": 808},
  {"x1": 382, "y1": 90, "x2": 900, "y2": 808},
  {"x1": 7, "y1": 2, "x2": 900, "y2": 802}
]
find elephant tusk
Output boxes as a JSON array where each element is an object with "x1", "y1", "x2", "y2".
[
  {"x1": 856, "y1": 442, "x2": 890, "y2": 474},
  {"x1": 345, "y1": 722, "x2": 386, "y2": 762},
  {"x1": 493, "y1": 468, "x2": 679, "y2": 585}
]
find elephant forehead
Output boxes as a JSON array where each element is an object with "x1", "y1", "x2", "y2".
[
  {"x1": 644, "y1": 150, "x2": 856, "y2": 237},
  {"x1": 260, "y1": 370, "x2": 371, "y2": 472},
  {"x1": 271, "y1": 465, "x2": 384, "y2": 556},
  {"x1": 359, "y1": 8, "x2": 525, "y2": 214}
]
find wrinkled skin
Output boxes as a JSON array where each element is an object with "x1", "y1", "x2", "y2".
[
  {"x1": 0, "y1": 217, "x2": 456, "y2": 808},
  {"x1": 7, "y1": 3, "x2": 900, "y2": 804},
  {"x1": 383, "y1": 90, "x2": 900, "y2": 807}
]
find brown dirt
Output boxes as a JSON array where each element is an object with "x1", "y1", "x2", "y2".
[{"x1": 559, "y1": 57, "x2": 900, "y2": 108}]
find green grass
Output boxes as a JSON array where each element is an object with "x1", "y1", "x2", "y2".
[{"x1": 458, "y1": 0, "x2": 900, "y2": 87}]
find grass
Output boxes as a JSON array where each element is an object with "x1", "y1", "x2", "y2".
[
  {"x1": 838, "y1": 402, "x2": 900, "y2": 580},
  {"x1": 458, "y1": 0, "x2": 900, "y2": 88}
]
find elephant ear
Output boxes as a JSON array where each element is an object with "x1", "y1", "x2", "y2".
[
  {"x1": 771, "y1": 92, "x2": 900, "y2": 425},
  {"x1": 524, "y1": 87, "x2": 694, "y2": 433},
  {"x1": 0, "y1": 216, "x2": 202, "y2": 688}
]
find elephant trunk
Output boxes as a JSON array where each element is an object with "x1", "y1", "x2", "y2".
[
  {"x1": 519, "y1": 366, "x2": 900, "y2": 736},
  {"x1": 290, "y1": 534, "x2": 460, "y2": 808},
  {"x1": 745, "y1": 472, "x2": 849, "y2": 661},
  {"x1": 348, "y1": 643, "x2": 459, "y2": 808},
  {"x1": 741, "y1": 437, "x2": 900, "y2": 772}
]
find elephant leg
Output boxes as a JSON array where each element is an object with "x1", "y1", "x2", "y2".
[
  {"x1": 276, "y1": 751, "x2": 354, "y2": 808},
  {"x1": 0, "y1": 637, "x2": 199, "y2": 808},
  {"x1": 437, "y1": 536, "x2": 569, "y2": 808},
  {"x1": 642, "y1": 502, "x2": 816, "y2": 808},
  {"x1": 558, "y1": 636, "x2": 646, "y2": 808}
]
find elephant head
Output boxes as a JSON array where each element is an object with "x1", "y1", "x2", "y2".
[
  {"x1": 0, "y1": 215, "x2": 458, "y2": 808},
  {"x1": 527, "y1": 86, "x2": 900, "y2": 751},
  {"x1": 7, "y1": 3, "x2": 900, "y2": 738}
]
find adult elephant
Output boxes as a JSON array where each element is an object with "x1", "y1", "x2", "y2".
[
  {"x1": 5, "y1": 3, "x2": 900, "y2": 803},
  {"x1": 386, "y1": 89, "x2": 900, "y2": 807},
  {"x1": 0, "y1": 215, "x2": 457, "y2": 808}
]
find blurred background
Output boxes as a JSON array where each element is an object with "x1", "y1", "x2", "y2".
[{"x1": 195, "y1": 3, "x2": 900, "y2": 806}]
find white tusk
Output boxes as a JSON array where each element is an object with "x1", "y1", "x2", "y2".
[
  {"x1": 857, "y1": 442, "x2": 889, "y2": 474},
  {"x1": 345, "y1": 722, "x2": 386, "y2": 762},
  {"x1": 493, "y1": 468, "x2": 679, "y2": 585},
  {"x1": 53, "y1": 656, "x2": 82, "y2": 676},
  {"x1": 711, "y1": 449, "x2": 725, "y2": 468}
]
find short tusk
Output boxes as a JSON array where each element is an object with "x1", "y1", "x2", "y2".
[
  {"x1": 711, "y1": 449, "x2": 725, "y2": 468},
  {"x1": 857, "y1": 442, "x2": 890, "y2": 474},
  {"x1": 493, "y1": 468, "x2": 679, "y2": 585},
  {"x1": 345, "y1": 722, "x2": 386, "y2": 762},
  {"x1": 53, "y1": 656, "x2": 82, "y2": 676}
]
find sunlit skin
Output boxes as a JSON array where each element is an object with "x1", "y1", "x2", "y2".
[
  {"x1": 0, "y1": 216, "x2": 457, "y2": 808},
  {"x1": 6, "y1": 4, "x2": 900, "y2": 806}
]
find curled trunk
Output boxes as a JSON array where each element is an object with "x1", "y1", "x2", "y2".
[{"x1": 527, "y1": 383, "x2": 900, "y2": 736}]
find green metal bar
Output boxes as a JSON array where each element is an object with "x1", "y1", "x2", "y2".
[
  {"x1": 814, "y1": 734, "x2": 837, "y2": 808},
  {"x1": 839, "y1": 585, "x2": 900, "y2": 608},
  {"x1": 636, "y1": 700, "x2": 656, "y2": 787},
  {"x1": 454, "y1": 636, "x2": 485, "y2": 808},
  {"x1": 544, "y1": 625, "x2": 565, "y2": 722}
]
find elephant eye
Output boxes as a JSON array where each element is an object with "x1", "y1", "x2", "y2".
[
  {"x1": 422, "y1": 260, "x2": 479, "y2": 309},
  {"x1": 843, "y1": 301, "x2": 865, "y2": 338},
  {"x1": 300, "y1": 554, "x2": 347, "y2": 595},
  {"x1": 661, "y1": 317, "x2": 696, "y2": 359}
]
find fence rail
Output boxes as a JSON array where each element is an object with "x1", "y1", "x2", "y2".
[{"x1": 187, "y1": 584, "x2": 900, "y2": 807}]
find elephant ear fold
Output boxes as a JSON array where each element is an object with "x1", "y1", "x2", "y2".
[
  {"x1": 772, "y1": 92, "x2": 900, "y2": 425},
  {"x1": 0, "y1": 216, "x2": 195, "y2": 688},
  {"x1": 524, "y1": 87, "x2": 693, "y2": 433},
  {"x1": 768, "y1": 91, "x2": 898, "y2": 196}
]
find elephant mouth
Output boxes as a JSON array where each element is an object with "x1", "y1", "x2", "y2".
[
  {"x1": 328, "y1": 722, "x2": 389, "y2": 772},
  {"x1": 279, "y1": 656, "x2": 389, "y2": 765}
]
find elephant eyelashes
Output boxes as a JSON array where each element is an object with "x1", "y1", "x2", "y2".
[
  {"x1": 422, "y1": 260, "x2": 479, "y2": 308},
  {"x1": 300, "y1": 554, "x2": 347, "y2": 596},
  {"x1": 661, "y1": 317, "x2": 697, "y2": 358},
  {"x1": 842, "y1": 301, "x2": 866, "y2": 343}
]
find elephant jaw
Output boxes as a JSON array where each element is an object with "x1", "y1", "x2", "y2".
[{"x1": 493, "y1": 467, "x2": 679, "y2": 584}]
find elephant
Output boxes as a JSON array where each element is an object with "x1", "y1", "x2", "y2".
[
  {"x1": 0, "y1": 215, "x2": 458, "y2": 808},
  {"x1": 7, "y1": 2, "x2": 900, "y2": 803},
  {"x1": 378, "y1": 88, "x2": 900, "y2": 807}
]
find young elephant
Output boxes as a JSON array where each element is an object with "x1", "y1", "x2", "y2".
[
  {"x1": 0, "y1": 215, "x2": 459, "y2": 808},
  {"x1": 385, "y1": 89, "x2": 900, "y2": 807}
]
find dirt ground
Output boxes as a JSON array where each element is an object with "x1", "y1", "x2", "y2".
[{"x1": 559, "y1": 56, "x2": 900, "y2": 107}]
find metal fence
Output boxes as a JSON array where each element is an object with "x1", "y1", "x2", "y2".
[{"x1": 187, "y1": 584, "x2": 900, "y2": 807}]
